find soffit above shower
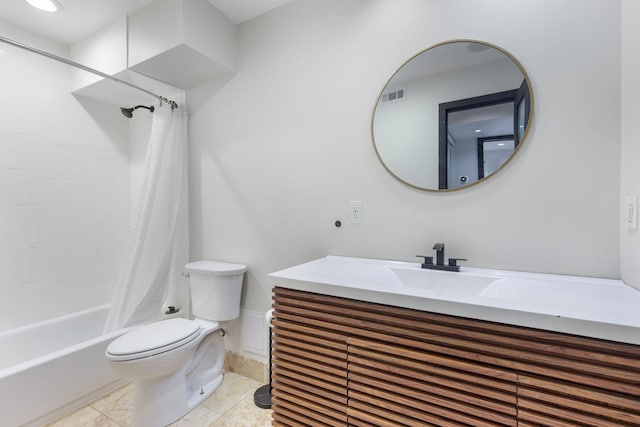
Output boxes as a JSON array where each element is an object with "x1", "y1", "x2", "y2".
[
  {"x1": 69, "y1": 0, "x2": 238, "y2": 99},
  {"x1": 127, "y1": 0, "x2": 236, "y2": 90},
  {"x1": 0, "y1": 0, "x2": 297, "y2": 45},
  {"x1": 1, "y1": 0, "x2": 298, "y2": 103}
]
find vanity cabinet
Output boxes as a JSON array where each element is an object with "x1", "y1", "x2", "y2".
[{"x1": 271, "y1": 287, "x2": 640, "y2": 426}]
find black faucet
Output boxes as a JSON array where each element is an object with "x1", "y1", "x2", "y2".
[
  {"x1": 416, "y1": 243, "x2": 466, "y2": 272},
  {"x1": 433, "y1": 242, "x2": 445, "y2": 266}
]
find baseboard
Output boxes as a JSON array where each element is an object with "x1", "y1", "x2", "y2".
[{"x1": 224, "y1": 351, "x2": 268, "y2": 384}]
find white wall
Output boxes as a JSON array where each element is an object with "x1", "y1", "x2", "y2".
[
  {"x1": 0, "y1": 21, "x2": 131, "y2": 331},
  {"x1": 621, "y1": 0, "x2": 640, "y2": 289},
  {"x1": 188, "y1": 0, "x2": 621, "y2": 313},
  {"x1": 69, "y1": 17, "x2": 127, "y2": 91}
]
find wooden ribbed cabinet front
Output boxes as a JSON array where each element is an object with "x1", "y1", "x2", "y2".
[{"x1": 271, "y1": 287, "x2": 640, "y2": 426}]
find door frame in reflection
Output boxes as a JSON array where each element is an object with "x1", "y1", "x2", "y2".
[
  {"x1": 438, "y1": 89, "x2": 518, "y2": 190},
  {"x1": 477, "y1": 135, "x2": 515, "y2": 179},
  {"x1": 514, "y1": 79, "x2": 531, "y2": 145}
]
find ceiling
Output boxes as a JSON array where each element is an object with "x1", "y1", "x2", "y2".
[
  {"x1": 392, "y1": 42, "x2": 508, "y2": 85},
  {"x1": 0, "y1": 0, "x2": 296, "y2": 45},
  {"x1": 448, "y1": 102, "x2": 514, "y2": 144}
]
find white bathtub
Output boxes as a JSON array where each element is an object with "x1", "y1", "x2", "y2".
[{"x1": 0, "y1": 305, "x2": 130, "y2": 427}]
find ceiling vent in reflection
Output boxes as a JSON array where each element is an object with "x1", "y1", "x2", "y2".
[{"x1": 381, "y1": 88, "x2": 406, "y2": 104}]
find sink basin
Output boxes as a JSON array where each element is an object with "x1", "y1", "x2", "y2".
[
  {"x1": 480, "y1": 278, "x2": 560, "y2": 301},
  {"x1": 478, "y1": 277, "x2": 631, "y2": 317},
  {"x1": 391, "y1": 267, "x2": 498, "y2": 296}
]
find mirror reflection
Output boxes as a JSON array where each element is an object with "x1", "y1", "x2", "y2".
[{"x1": 372, "y1": 40, "x2": 532, "y2": 191}]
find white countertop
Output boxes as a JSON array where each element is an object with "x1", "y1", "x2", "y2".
[{"x1": 267, "y1": 256, "x2": 640, "y2": 345}]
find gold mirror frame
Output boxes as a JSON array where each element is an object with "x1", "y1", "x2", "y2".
[{"x1": 371, "y1": 39, "x2": 534, "y2": 192}]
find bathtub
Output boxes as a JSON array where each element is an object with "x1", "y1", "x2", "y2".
[{"x1": 0, "y1": 305, "x2": 130, "y2": 426}]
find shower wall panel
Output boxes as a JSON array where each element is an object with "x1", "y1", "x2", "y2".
[{"x1": 0, "y1": 25, "x2": 131, "y2": 332}]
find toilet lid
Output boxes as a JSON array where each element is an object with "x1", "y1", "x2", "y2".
[
  {"x1": 185, "y1": 260, "x2": 247, "y2": 276},
  {"x1": 106, "y1": 318, "x2": 201, "y2": 361}
]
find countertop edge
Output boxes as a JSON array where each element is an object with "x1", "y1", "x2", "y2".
[{"x1": 267, "y1": 266, "x2": 640, "y2": 346}]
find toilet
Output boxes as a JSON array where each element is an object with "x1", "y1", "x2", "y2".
[{"x1": 105, "y1": 260, "x2": 246, "y2": 427}]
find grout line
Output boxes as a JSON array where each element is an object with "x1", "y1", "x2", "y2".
[{"x1": 103, "y1": 414, "x2": 124, "y2": 427}]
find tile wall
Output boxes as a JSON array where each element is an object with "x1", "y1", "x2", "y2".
[{"x1": 0, "y1": 38, "x2": 131, "y2": 332}]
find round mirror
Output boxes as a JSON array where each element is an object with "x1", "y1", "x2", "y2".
[{"x1": 372, "y1": 40, "x2": 533, "y2": 191}]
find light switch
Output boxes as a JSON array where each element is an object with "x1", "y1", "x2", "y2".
[{"x1": 626, "y1": 196, "x2": 638, "y2": 231}]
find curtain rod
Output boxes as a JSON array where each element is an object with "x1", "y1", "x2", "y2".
[{"x1": 0, "y1": 35, "x2": 177, "y2": 107}]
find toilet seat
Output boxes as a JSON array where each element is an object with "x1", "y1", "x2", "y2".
[{"x1": 106, "y1": 318, "x2": 201, "y2": 362}]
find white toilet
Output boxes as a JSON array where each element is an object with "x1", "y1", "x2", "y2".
[{"x1": 105, "y1": 260, "x2": 246, "y2": 427}]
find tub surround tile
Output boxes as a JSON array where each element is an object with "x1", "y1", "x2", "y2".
[{"x1": 0, "y1": 42, "x2": 132, "y2": 330}]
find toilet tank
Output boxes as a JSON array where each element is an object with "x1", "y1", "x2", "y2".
[{"x1": 185, "y1": 260, "x2": 246, "y2": 321}]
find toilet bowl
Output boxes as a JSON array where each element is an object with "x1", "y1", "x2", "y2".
[{"x1": 105, "y1": 260, "x2": 246, "y2": 427}]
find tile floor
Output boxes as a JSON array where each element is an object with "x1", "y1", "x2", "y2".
[{"x1": 46, "y1": 373, "x2": 272, "y2": 427}]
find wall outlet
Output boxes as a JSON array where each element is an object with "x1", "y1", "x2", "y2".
[
  {"x1": 349, "y1": 201, "x2": 362, "y2": 224},
  {"x1": 626, "y1": 196, "x2": 638, "y2": 231}
]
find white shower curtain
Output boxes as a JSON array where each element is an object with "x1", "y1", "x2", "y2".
[{"x1": 104, "y1": 103, "x2": 188, "y2": 333}]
